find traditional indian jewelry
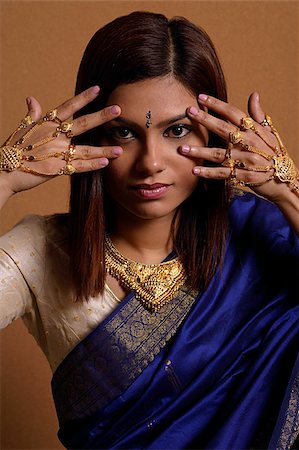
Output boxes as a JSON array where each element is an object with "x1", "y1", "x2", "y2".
[
  {"x1": 53, "y1": 121, "x2": 74, "y2": 138},
  {"x1": 63, "y1": 144, "x2": 76, "y2": 162},
  {"x1": 239, "y1": 142, "x2": 273, "y2": 161},
  {"x1": 260, "y1": 114, "x2": 273, "y2": 127},
  {"x1": 229, "y1": 129, "x2": 243, "y2": 145},
  {"x1": 44, "y1": 108, "x2": 62, "y2": 124},
  {"x1": 105, "y1": 235, "x2": 187, "y2": 313},
  {"x1": 0, "y1": 108, "x2": 76, "y2": 176},
  {"x1": 146, "y1": 111, "x2": 152, "y2": 128},
  {"x1": 3, "y1": 114, "x2": 34, "y2": 148},
  {"x1": 58, "y1": 164, "x2": 76, "y2": 175},
  {"x1": 240, "y1": 116, "x2": 278, "y2": 153},
  {"x1": 259, "y1": 114, "x2": 286, "y2": 155},
  {"x1": 227, "y1": 115, "x2": 299, "y2": 196}
]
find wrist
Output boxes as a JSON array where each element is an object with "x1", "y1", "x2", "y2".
[{"x1": 0, "y1": 174, "x2": 15, "y2": 210}]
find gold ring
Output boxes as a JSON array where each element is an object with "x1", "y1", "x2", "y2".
[
  {"x1": 260, "y1": 114, "x2": 273, "y2": 127},
  {"x1": 44, "y1": 108, "x2": 63, "y2": 124},
  {"x1": 64, "y1": 144, "x2": 76, "y2": 162},
  {"x1": 240, "y1": 116, "x2": 256, "y2": 132},
  {"x1": 59, "y1": 163, "x2": 76, "y2": 176},
  {"x1": 58, "y1": 121, "x2": 73, "y2": 133},
  {"x1": 229, "y1": 129, "x2": 243, "y2": 145}
]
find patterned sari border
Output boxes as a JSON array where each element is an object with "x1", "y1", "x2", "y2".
[
  {"x1": 52, "y1": 286, "x2": 198, "y2": 423},
  {"x1": 269, "y1": 356, "x2": 299, "y2": 449}
]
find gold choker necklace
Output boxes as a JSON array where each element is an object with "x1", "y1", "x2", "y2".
[{"x1": 105, "y1": 235, "x2": 187, "y2": 312}]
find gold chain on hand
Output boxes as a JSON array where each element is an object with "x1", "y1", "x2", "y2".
[
  {"x1": 224, "y1": 115, "x2": 299, "y2": 196},
  {"x1": 0, "y1": 109, "x2": 76, "y2": 176}
]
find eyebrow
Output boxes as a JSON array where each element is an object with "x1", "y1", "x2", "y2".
[{"x1": 109, "y1": 113, "x2": 189, "y2": 128}]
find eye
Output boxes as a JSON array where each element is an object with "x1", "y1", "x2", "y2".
[
  {"x1": 106, "y1": 127, "x2": 136, "y2": 140},
  {"x1": 163, "y1": 124, "x2": 193, "y2": 138}
]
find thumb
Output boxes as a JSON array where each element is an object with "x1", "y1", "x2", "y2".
[
  {"x1": 26, "y1": 96, "x2": 42, "y2": 122},
  {"x1": 248, "y1": 91, "x2": 265, "y2": 124}
]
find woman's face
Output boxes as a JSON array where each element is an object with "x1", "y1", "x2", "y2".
[{"x1": 101, "y1": 76, "x2": 208, "y2": 223}]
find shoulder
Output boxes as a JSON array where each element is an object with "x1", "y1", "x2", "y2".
[
  {"x1": 229, "y1": 191, "x2": 292, "y2": 234},
  {"x1": 0, "y1": 213, "x2": 69, "y2": 261},
  {"x1": 228, "y1": 191, "x2": 299, "y2": 257}
]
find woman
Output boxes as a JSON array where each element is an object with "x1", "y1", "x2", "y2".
[{"x1": 0, "y1": 11, "x2": 298, "y2": 450}]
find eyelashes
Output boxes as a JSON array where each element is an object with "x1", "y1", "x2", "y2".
[
  {"x1": 104, "y1": 123, "x2": 193, "y2": 141},
  {"x1": 163, "y1": 124, "x2": 193, "y2": 138}
]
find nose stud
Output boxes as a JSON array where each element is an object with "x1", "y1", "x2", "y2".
[{"x1": 146, "y1": 111, "x2": 152, "y2": 128}]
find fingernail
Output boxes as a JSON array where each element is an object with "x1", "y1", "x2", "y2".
[
  {"x1": 189, "y1": 106, "x2": 199, "y2": 116},
  {"x1": 91, "y1": 86, "x2": 100, "y2": 94},
  {"x1": 198, "y1": 94, "x2": 208, "y2": 102},
  {"x1": 180, "y1": 145, "x2": 190, "y2": 154},
  {"x1": 110, "y1": 105, "x2": 120, "y2": 115},
  {"x1": 193, "y1": 167, "x2": 201, "y2": 175},
  {"x1": 100, "y1": 158, "x2": 109, "y2": 167},
  {"x1": 112, "y1": 146, "x2": 123, "y2": 155},
  {"x1": 26, "y1": 97, "x2": 31, "y2": 107}
]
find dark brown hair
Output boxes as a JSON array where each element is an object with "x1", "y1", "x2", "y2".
[{"x1": 70, "y1": 11, "x2": 229, "y2": 301}]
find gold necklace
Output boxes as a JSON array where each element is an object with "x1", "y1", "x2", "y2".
[{"x1": 105, "y1": 235, "x2": 187, "y2": 312}]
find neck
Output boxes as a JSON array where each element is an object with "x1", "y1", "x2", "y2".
[{"x1": 109, "y1": 210, "x2": 175, "y2": 264}]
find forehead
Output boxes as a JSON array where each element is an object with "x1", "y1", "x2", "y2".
[{"x1": 106, "y1": 76, "x2": 196, "y2": 121}]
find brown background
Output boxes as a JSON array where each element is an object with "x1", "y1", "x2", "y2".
[{"x1": 0, "y1": 0, "x2": 298, "y2": 448}]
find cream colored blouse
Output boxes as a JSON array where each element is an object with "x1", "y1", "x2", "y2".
[{"x1": 0, "y1": 214, "x2": 119, "y2": 372}]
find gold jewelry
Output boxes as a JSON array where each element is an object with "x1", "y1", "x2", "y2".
[
  {"x1": 260, "y1": 114, "x2": 273, "y2": 127},
  {"x1": 64, "y1": 144, "x2": 76, "y2": 162},
  {"x1": 44, "y1": 108, "x2": 62, "y2": 124},
  {"x1": 273, "y1": 155, "x2": 297, "y2": 184},
  {"x1": 226, "y1": 115, "x2": 299, "y2": 195},
  {"x1": 240, "y1": 142, "x2": 273, "y2": 161},
  {"x1": 66, "y1": 130, "x2": 74, "y2": 139},
  {"x1": 22, "y1": 151, "x2": 63, "y2": 161},
  {"x1": 105, "y1": 235, "x2": 187, "y2": 312},
  {"x1": 21, "y1": 115, "x2": 34, "y2": 127},
  {"x1": 229, "y1": 129, "x2": 243, "y2": 145},
  {"x1": 53, "y1": 121, "x2": 73, "y2": 138},
  {"x1": 58, "y1": 164, "x2": 76, "y2": 175},
  {"x1": 4, "y1": 114, "x2": 34, "y2": 146},
  {"x1": 0, "y1": 146, "x2": 22, "y2": 171},
  {"x1": 240, "y1": 116, "x2": 277, "y2": 152},
  {"x1": 0, "y1": 106, "x2": 75, "y2": 177}
]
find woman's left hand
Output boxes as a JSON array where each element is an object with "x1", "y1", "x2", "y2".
[{"x1": 183, "y1": 92, "x2": 299, "y2": 207}]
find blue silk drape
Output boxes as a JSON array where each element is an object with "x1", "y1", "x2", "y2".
[{"x1": 52, "y1": 193, "x2": 299, "y2": 449}]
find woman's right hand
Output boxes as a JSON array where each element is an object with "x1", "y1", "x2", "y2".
[{"x1": 0, "y1": 86, "x2": 123, "y2": 199}]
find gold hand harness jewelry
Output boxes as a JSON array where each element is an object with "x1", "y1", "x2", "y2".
[
  {"x1": 225, "y1": 115, "x2": 299, "y2": 195},
  {"x1": 0, "y1": 109, "x2": 76, "y2": 176},
  {"x1": 105, "y1": 235, "x2": 187, "y2": 313}
]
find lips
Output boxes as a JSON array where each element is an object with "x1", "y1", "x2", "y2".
[{"x1": 130, "y1": 183, "x2": 171, "y2": 199}]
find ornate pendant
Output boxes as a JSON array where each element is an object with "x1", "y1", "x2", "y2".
[{"x1": 105, "y1": 236, "x2": 187, "y2": 312}]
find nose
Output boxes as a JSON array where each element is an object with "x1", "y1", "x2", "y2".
[{"x1": 135, "y1": 137, "x2": 166, "y2": 176}]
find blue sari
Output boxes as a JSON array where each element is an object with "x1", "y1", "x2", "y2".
[{"x1": 52, "y1": 193, "x2": 299, "y2": 449}]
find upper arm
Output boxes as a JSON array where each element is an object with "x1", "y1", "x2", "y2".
[{"x1": 0, "y1": 248, "x2": 33, "y2": 329}]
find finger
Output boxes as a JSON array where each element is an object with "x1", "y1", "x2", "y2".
[
  {"x1": 248, "y1": 92, "x2": 265, "y2": 124},
  {"x1": 74, "y1": 145, "x2": 123, "y2": 160},
  {"x1": 179, "y1": 145, "x2": 226, "y2": 164},
  {"x1": 72, "y1": 157, "x2": 110, "y2": 172},
  {"x1": 71, "y1": 105, "x2": 121, "y2": 135},
  {"x1": 26, "y1": 96, "x2": 42, "y2": 122},
  {"x1": 193, "y1": 165, "x2": 273, "y2": 184},
  {"x1": 179, "y1": 145, "x2": 270, "y2": 167},
  {"x1": 197, "y1": 94, "x2": 245, "y2": 126},
  {"x1": 187, "y1": 106, "x2": 235, "y2": 140},
  {"x1": 55, "y1": 86, "x2": 101, "y2": 121}
]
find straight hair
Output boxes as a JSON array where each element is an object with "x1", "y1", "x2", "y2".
[{"x1": 70, "y1": 11, "x2": 229, "y2": 301}]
